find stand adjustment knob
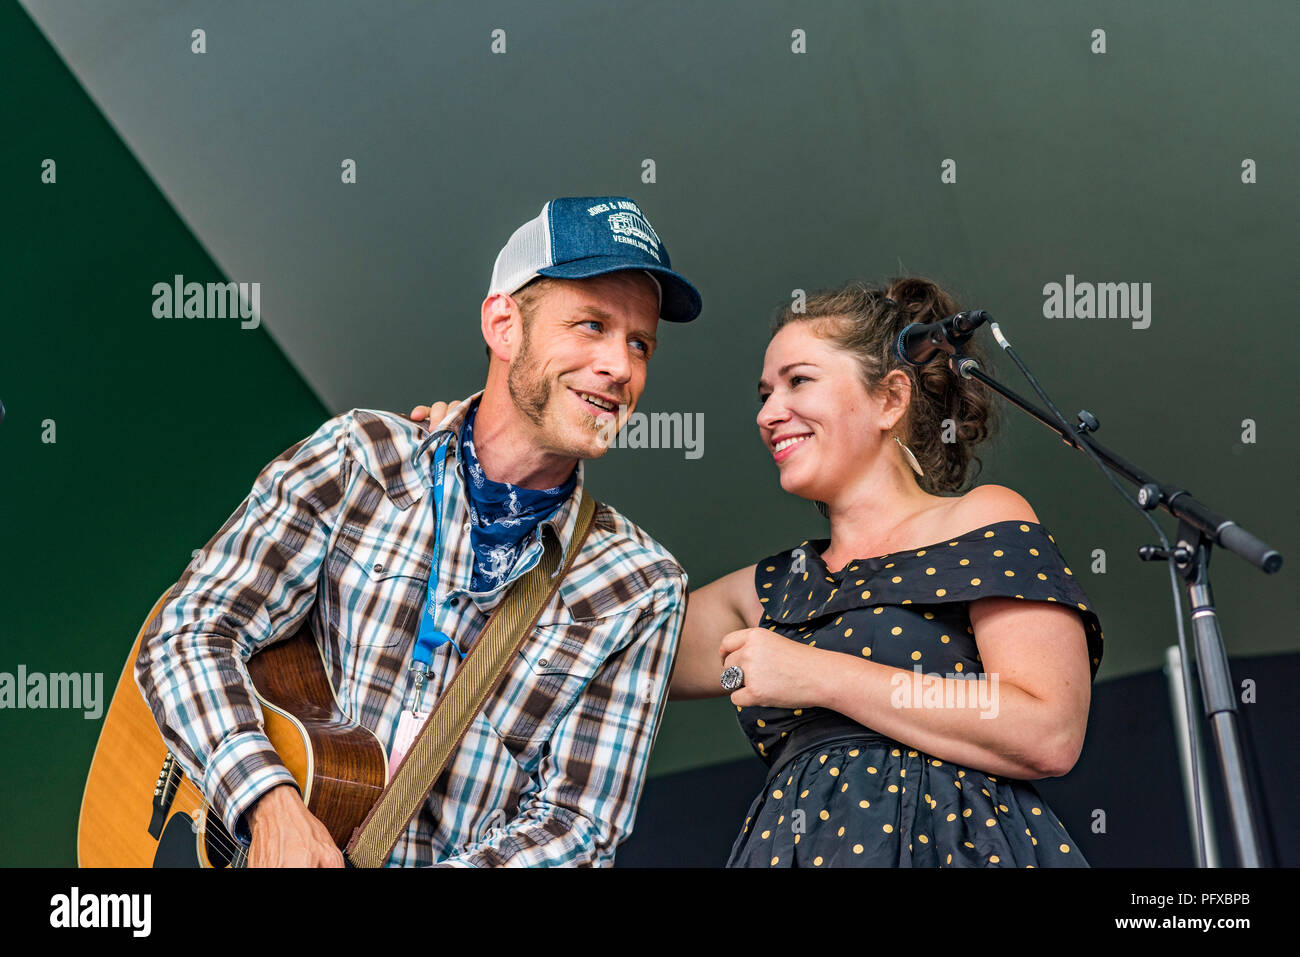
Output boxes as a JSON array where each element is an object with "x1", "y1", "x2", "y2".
[
  {"x1": 1138, "y1": 543, "x2": 1192, "y2": 563},
  {"x1": 1137, "y1": 483, "x2": 1162, "y2": 509}
]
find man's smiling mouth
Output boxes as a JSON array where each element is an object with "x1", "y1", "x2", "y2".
[{"x1": 571, "y1": 388, "x2": 621, "y2": 415}]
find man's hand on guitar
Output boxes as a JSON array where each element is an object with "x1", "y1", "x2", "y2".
[
  {"x1": 409, "y1": 400, "x2": 460, "y2": 427},
  {"x1": 248, "y1": 783, "x2": 344, "y2": 868}
]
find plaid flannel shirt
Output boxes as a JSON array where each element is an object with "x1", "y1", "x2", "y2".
[{"x1": 135, "y1": 392, "x2": 687, "y2": 866}]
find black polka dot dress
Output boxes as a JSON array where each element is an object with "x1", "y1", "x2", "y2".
[{"x1": 726, "y1": 520, "x2": 1103, "y2": 868}]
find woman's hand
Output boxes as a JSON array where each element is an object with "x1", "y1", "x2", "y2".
[
  {"x1": 409, "y1": 399, "x2": 461, "y2": 427},
  {"x1": 669, "y1": 566, "x2": 764, "y2": 701},
  {"x1": 719, "y1": 627, "x2": 831, "y2": 710}
]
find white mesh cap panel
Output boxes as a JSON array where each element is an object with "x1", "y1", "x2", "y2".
[{"x1": 487, "y1": 203, "x2": 554, "y2": 296}]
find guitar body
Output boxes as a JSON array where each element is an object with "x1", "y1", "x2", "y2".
[{"x1": 78, "y1": 594, "x2": 388, "y2": 867}]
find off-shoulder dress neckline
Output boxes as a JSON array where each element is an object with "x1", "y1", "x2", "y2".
[{"x1": 805, "y1": 519, "x2": 1050, "y2": 575}]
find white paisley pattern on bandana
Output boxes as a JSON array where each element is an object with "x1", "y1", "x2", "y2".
[{"x1": 457, "y1": 397, "x2": 576, "y2": 591}]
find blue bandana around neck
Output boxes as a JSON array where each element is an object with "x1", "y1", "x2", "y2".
[{"x1": 456, "y1": 398, "x2": 577, "y2": 592}]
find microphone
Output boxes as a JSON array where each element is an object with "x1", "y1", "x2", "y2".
[{"x1": 894, "y1": 310, "x2": 991, "y2": 367}]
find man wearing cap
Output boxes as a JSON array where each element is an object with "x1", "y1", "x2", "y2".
[{"x1": 135, "y1": 196, "x2": 702, "y2": 866}]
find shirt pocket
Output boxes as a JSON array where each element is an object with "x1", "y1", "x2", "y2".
[
  {"x1": 485, "y1": 604, "x2": 636, "y2": 759},
  {"x1": 517, "y1": 620, "x2": 608, "y2": 679},
  {"x1": 325, "y1": 522, "x2": 432, "y2": 648}
]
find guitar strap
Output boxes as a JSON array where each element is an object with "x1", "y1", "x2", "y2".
[{"x1": 343, "y1": 489, "x2": 597, "y2": 867}]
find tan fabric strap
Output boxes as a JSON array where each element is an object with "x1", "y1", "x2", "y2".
[{"x1": 343, "y1": 490, "x2": 596, "y2": 868}]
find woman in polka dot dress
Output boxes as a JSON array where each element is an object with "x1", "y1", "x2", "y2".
[{"x1": 670, "y1": 278, "x2": 1102, "y2": 867}]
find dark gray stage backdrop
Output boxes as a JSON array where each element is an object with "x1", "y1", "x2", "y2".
[{"x1": 2, "y1": 1, "x2": 1296, "y2": 866}]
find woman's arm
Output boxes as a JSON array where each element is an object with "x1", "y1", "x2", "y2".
[
  {"x1": 718, "y1": 597, "x2": 1090, "y2": 780},
  {"x1": 819, "y1": 598, "x2": 1090, "y2": 778},
  {"x1": 717, "y1": 487, "x2": 1093, "y2": 779},
  {"x1": 669, "y1": 564, "x2": 764, "y2": 700}
]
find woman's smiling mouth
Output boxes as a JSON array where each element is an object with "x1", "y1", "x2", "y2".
[{"x1": 772, "y1": 432, "x2": 812, "y2": 463}]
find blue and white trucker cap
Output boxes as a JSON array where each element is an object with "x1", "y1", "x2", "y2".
[{"x1": 488, "y1": 197, "x2": 702, "y2": 323}]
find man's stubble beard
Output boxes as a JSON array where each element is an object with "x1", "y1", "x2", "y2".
[
  {"x1": 506, "y1": 318, "x2": 550, "y2": 429},
  {"x1": 506, "y1": 318, "x2": 602, "y2": 452}
]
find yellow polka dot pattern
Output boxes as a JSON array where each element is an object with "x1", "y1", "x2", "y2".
[{"x1": 729, "y1": 520, "x2": 1101, "y2": 866}]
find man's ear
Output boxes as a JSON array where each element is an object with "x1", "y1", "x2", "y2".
[{"x1": 481, "y1": 293, "x2": 520, "y2": 362}]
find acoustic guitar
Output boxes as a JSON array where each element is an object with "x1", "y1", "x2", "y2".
[{"x1": 78, "y1": 592, "x2": 388, "y2": 867}]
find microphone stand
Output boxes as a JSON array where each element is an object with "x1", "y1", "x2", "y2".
[{"x1": 939, "y1": 331, "x2": 1280, "y2": 868}]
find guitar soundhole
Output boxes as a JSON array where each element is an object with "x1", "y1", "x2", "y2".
[{"x1": 153, "y1": 812, "x2": 203, "y2": 868}]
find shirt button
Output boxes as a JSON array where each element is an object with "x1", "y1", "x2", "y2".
[
  {"x1": 373, "y1": 563, "x2": 384, "y2": 572},
  {"x1": 538, "y1": 659, "x2": 549, "y2": 668},
  {"x1": 463, "y1": 522, "x2": 471, "y2": 533}
]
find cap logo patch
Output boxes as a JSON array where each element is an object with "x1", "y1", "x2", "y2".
[{"x1": 606, "y1": 210, "x2": 661, "y2": 261}]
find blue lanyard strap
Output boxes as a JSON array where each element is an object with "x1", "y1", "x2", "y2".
[{"x1": 413, "y1": 439, "x2": 457, "y2": 673}]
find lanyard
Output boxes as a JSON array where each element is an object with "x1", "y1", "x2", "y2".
[{"x1": 410, "y1": 438, "x2": 457, "y2": 713}]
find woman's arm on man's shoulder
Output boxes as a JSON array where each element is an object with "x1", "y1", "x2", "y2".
[{"x1": 669, "y1": 564, "x2": 765, "y2": 700}]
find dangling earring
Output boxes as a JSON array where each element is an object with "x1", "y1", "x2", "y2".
[{"x1": 894, "y1": 434, "x2": 924, "y2": 478}]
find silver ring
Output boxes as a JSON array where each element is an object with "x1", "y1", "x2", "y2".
[{"x1": 720, "y1": 665, "x2": 744, "y2": 692}]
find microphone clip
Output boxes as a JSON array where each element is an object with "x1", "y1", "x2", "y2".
[{"x1": 895, "y1": 309, "x2": 991, "y2": 369}]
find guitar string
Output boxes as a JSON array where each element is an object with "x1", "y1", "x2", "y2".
[
  {"x1": 153, "y1": 759, "x2": 311, "y2": 863},
  {"x1": 163, "y1": 767, "x2": 363, "y2": 865},
  {"x1": 161, "y1": 774, "x2": 253, "y2": 863},
  {"x1": 168, "y1": 773, "x2": 331, "y2": 865},
  {"x1": 171, "y1": 774, "x2": 307, "y2": 866}
]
